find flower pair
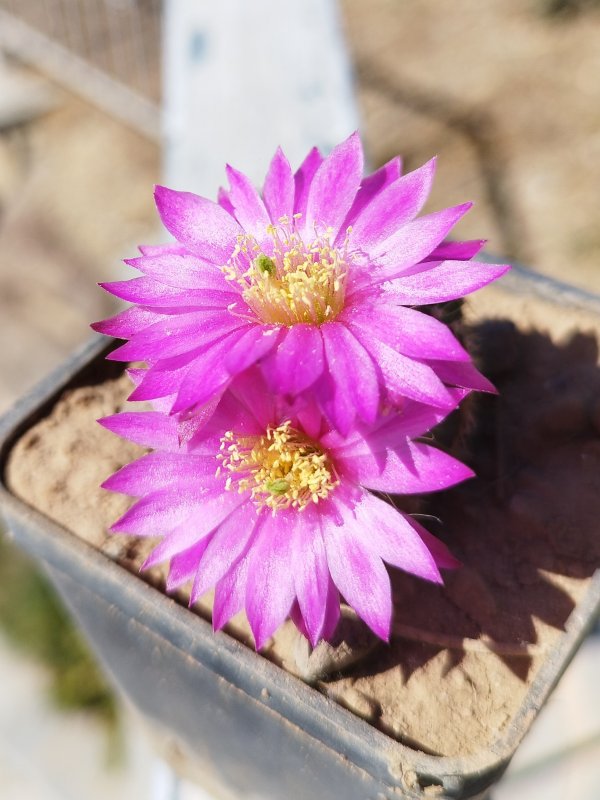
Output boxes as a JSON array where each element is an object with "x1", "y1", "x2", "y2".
[{"x1": 95, "y1": 133, "x2": 508, "y2": 648}]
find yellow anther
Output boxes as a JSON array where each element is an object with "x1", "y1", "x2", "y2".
[
  {"x1": 217, "y1": 421, "x2": 338, "y2": 512},
  {"x1": 221, "y1": 218, "x2": 350, "y2": 326}
]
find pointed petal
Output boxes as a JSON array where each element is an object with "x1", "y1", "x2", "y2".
[
  {"x1": 102, "y1": 452, "x2": 216, "y2": 496},
  {"x1": 319, "y1": 322, "x2": 380, "y2": 431},
  {"x1": 142, "y1": 491, "x2": 246, "y2": 568},
  {"x1": 213, "y1": 554, "x2": 250, "y2": 630},
  {"x1": 348, "y1": 323, "x2": 456, "y2": 409},
  {"x1": 124, "y1": 253, "x2": 231, "y2": 291},
  {"x1": 427, "y1": 358, "x2": 497, "y2": 393},
  {"x1": 343, "y1": 156, "x2": 402, "y2": 230},
  {"x1": 263, "y1": 324, "x2": 324, "y2": 395},
  {"x1": 323, "y1": 502, "x2": 392, "y2": 641},
  {"x1": 321, "y1": 578, "x2": 341, "y2": 642},
  {"x1": 154, "y1": 186, "x2": 240, "y2": 263},
  {"x1": 98, "y1": 412, "x2": 180, "y2": 450},
  {"x1": 407, "y1": 517, "x2": 461, "y2": 571},
  {"x1": 344, "y1": 439, "x2": 474, "y2": 494},
  {"x1": 303, "y1": 133, "x2": 364, "y2": 238},
  {"x1": 111, "y1": 488, "x2": 203, "y2": 536},
  {"x1": 190, "y1": 502, "x2": 259, "y2": 603},
  {"x1": 217, "y1": 186, "x2": 235, "y2": 215},
  {"x1": 167, "y1": 536, "x2": 212, "y2": 591},
  {"x1": 263, "y1": 147, "x2": 294, "y2": 223},
  {"x1": 92, "y1": 307, "x2": 165, "y2": 338},
  {"x1": 170, "y1": 327, "x2": 255, "y2": 414},
  {"x1": 370, "y1": 203, "x2": 473, "y2": 274},
  {"x1": 350, "y1": 493, "x2": 445, "y2": 583},
  {"x1": 224, "y1": 325, "x2": 282, "y2": 376},
  {"x1": 293, "y1": 146, "x2": 323, "y2": 220},
  {"x1": 292, "y1": 507, "x2": 330, "y2": 647},
  {"x1": 427, "y1": 239, "x2": 486, "y2": 262},
  {"x1": 99, "y1": 276, "x2": 232, "y2": 308},
  {"x1": 382, "y1": 260, "x2": 510, "y2": 304},
  {"x1": 226, "y1": 165, "x2": 271, "y2": 239},
  {"x1": 245, "y1": 511, "x2": 297, "y2": 649},
  {"x1": 139, "y1": 243, "x2": 188, "y2": 257},
  {"x1": 348, "y1": 159, "x2": 436, "y2": 252},
  {"x1": 346, "y1": 304, "x2": 470, "y2": 362}
]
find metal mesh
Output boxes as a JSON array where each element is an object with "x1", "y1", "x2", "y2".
[{"x1": 0, "y1": 0, "x2": 162, "y2": 139}]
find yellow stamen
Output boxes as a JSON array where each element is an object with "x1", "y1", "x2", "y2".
[
  {"x1": 217, "y1": 421, "x2": 338, "y2": 512},
  {"x1": 222, "y1": 217, "x2": 351, "y2": 326}
]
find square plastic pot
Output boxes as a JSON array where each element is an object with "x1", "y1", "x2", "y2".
[{"x1": 1, "y1": 268, "x2": 600, "y2": 800}]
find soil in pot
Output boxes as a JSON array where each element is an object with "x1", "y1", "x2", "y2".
[{"x1": 5, "y1": 285, "x2": 600, "y2": 760}]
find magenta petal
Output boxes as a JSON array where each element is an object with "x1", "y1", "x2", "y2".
[
  {"x1": 154, "y1": 185, "x2": 240, "y2": 263},
  {"x1": 342, "y1": 156, "x2": 402, "y2": 230},
  {"x1": 106, "y1": 311, "x2": 242, "y2": 363},
  {"x1": 427, "y1": 239, "x2": 486, "y2": 262},
  {"x1": 348, "y1": 323, "x2": 456, "y2": 409},
  {"x1": 99, "y1": 412, "x2": 180, "y2": 450},
  {"x1": 264, "y1": 324, "x2": 324, "y2": 394},
  {"x1": 346, "y1": 440, "x2": 474, "y2": 494},
  {"x1": 217, "y1": 186, "x2": 235, "y2": 216},
  {"x1": 371, "y1": 203, "x2": 473, "y2": 273},
  {"x1": 102, "y1": 452, "x2": 216, "y2": 496},
  {"x1": 426, "y1": 358, "x2": 497, "y2": 393},
  {"x1": 170, "y1": 327, "x2": 255, "y2": 414},
  {"x1": 167, "y1": 536, "x2": 212, "y2": 592},
  {"x1": 190, "y1": 502, "x2": 258, "y2": 604},
  {"x1": 293, "y1": 146, "x2": 323, "y2": 220},
  {"x1": 213, "y1": 555, "x2": 250, "y2": 631},
  {"x1": 323, "y1": 503, "x2": 392, "y2": 641},
  {"x1": 142, "y1": 491, "x2": 246, "y2": 568},
  {"x1": 348, "y1": 304, "x2": 470, "y2": 362},
  {"x1": 321, "y1": 578, "x2": 341, "y2": 642},
  {"x1": 292, "y1": 508, "x2": 330, "y2": 647},
  {"x1": 224, "y1": 325, "x2": 281, "y2": 376},
  {"x1": 226, "y1": 165, "x2": 271, "y2": 239},
  {"x1": 138, "y1": 243, "x2": 188, "y2": 257},
  {"x1": 384, "y1": 260, "x2": 511, "y2": 304},
  {"x1": 349, "y1": 493, "x2": 444, "y2": 583},
  {"x1": 100, "y1": 276, "x2": 226, "y2": 307},
  {"x1": 245, "y1": 511, "x2": 297, "y2": 649},
  {"x1": 348, "y1": 158, "x2": 436, "y2": 252},
  {"x1": 111, "y1": 488, "x2": 202, "y2": 536},
  {"x1": 263, "y1": 146, "x2": 294, "y2": 223},
  {"x1": 303, "y1": 132, "x2": 363, "y2": 238},
  {"x1": 128, "y1": 357, "x2": 196, "y2": 403},
  {"x1": 320, "y1": 322, "x2": 380, "y2": 430},
  {"x1": 92, "y1": 306, "x2": 165, "y2": 338},
  {"x1": 407, "y1": 517, "x2": 461, "y2": 571},
  {"x1": 125, "y1": 253, "x2": 231, "y2": 291}
]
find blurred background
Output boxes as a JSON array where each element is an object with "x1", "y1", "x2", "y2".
[{"x1": 0, "y1": 0, "x2": 599, "y2": 797}]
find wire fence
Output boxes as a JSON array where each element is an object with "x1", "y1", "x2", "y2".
[{"x1": 0, "y1": 0, "x2": 162, "y2": 139}]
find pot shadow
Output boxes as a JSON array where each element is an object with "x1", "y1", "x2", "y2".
[{"x1": 377, "y1": 321, "x2": 600, "y2": 683}]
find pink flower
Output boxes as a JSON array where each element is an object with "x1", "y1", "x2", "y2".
[
  {"x1": 93, "y1": 133, "x2": 508, "y2": 434},
  {"x1": 100, "y1": 370, "x2": 470, "y2": 649}
]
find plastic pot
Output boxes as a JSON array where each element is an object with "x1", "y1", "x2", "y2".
[{"x1": 1, "y1": 270, "x2": 600, "y2": 800}]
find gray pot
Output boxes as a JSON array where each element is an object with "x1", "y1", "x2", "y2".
[{"x1": 2, "y1": 267, "x2": 600, "y2": 800}]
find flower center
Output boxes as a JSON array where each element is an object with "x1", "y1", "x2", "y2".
[
  {"x1": 217, "y1": 421, "x2": 338, "y2": 512},
  {"x1": 222, "y1": 217, "x2": 350, "y2": 326}
]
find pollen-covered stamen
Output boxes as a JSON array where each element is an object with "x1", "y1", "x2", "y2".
[
  {"x1": 217, "y1": 421, "x2": 339, "y2": 512},
  {"x1": 222, "y1": 216, "x2": 351, "y2": 326}
]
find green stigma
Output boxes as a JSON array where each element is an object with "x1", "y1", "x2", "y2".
[
  {"x1": 265, "y1": 479, "x2": 290, "y2": 495},
  {"x1": 255, "y1": 253, "x2": 277, "y2": 275}
]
